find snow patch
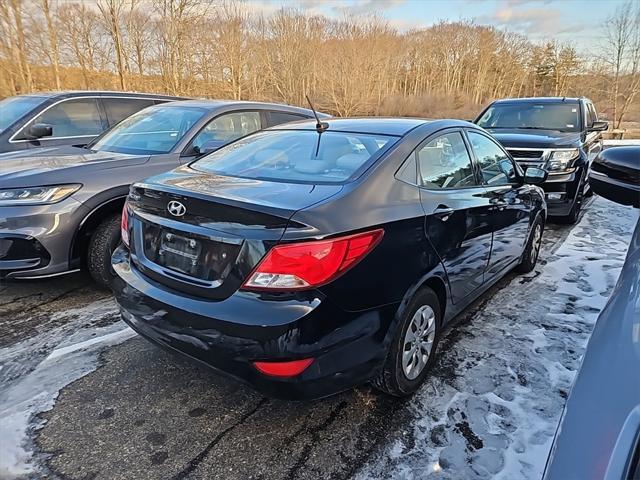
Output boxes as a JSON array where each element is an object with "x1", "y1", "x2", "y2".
[
  {"x1": 0, "y1": 298, "x2": 133, "y2": 479},
  {"x1": 358, "y1": 198, "x2": 639, "y2": 479}
]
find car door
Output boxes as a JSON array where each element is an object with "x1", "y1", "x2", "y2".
[
  {"x1": 14, "y1": 98, "x2": 106, "y2": 148},
  {"x1": 416, "y1": 129, "x2": 494, "y2": 302},
  {"x1": 466, "y1": 129, "x2": 532, "y2": 277},
  {"x1": 182, "y1": 110, "x2": 263, "y2": 162}
]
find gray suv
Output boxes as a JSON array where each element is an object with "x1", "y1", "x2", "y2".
[
  {"x1": 0, "y1": 100, "x2": 322, "y2": 286},
  {"x1": 0, "y1": 91, "x2": 183, "y2": 153}
]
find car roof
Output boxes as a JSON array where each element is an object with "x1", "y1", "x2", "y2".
[
  {"x1": 16, "y1": 90, "x2": 184, "y2": 100},
  {"x1": 491, "y1": 97, "x2": 585, "y2": 104},
  {"x1": 270, "y1": 117, "x2": 438, "y2": 136},
  {"x1": 159, "y1": 99, "x2": 319, "y2": 115}
]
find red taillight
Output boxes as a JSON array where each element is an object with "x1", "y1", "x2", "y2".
[
  {"x1": 253, "y1": 358, "x2": 314, "y2": 377},
  {"x1": 242, "y1": 228, "x2": 384, "y2": 291},
  {"x1": 121, "y1": 202, "x2": 130, "y2": 248}
]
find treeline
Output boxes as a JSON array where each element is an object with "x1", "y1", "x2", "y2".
[{"x1": 0, "y1": 0, "x2": 638, "y2": 126}]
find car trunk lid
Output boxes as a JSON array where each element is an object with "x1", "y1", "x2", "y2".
[{"x1": 127, "y1": 168, "x2": 342, "y2": 299}]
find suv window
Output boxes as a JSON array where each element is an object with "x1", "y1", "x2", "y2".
[
  {"x1": 192, "y1": 111, "x2": 262, "y2": 152},
  {"x1": 267, "y1": 111, "x2": 308, "y2": 127},
  {"x1": 103, "y1": 98, "x2": 155, "y2": 126},
  {"x1": 20, "y1": 98, "x2": 103, "y2": 139},
  {"x1": 468, "y1": 131, "x2": 518, "y2": 186},
  {"x1": 416, "y1": 131, "x2": 477, "y2": 189}
]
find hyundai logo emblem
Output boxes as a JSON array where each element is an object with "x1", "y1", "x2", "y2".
[{"x1": 167, "y1": 200, "x2": 186, "y2": 217}]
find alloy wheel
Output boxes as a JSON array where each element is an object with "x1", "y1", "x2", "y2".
[
  {"x1": 402, "y1": 305, "x2": 437, "y2": 380},
  {"x1": 531, "y1": 224, "x2": 542, "y2": 263}
]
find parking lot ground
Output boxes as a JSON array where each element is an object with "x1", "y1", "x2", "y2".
[{"x1": 0, "y1": 197, "x2": 637, "y2": 480}]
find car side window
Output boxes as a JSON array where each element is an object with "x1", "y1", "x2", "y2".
[
  {"x1": 191, "y1": 111, "x2": 262, "y2": 152},
  {"x1": 586, "y1": 103, "x2": 597, "y2": 127},
  {"x1": 20, "y1": 98, "x2": 104, "y2": 139},
  {"x1": 102, "y1": 98, "x2": 155, "y2": 126},
  {"x1": 467, "y1": 131, "x2": 518, "y2": 186},
  {"x1": 267, "y1": 111, "x2": 308, "y2": 127},
  {"x1": 416, "y1": 131, "x2": 477, "y2": 189}
]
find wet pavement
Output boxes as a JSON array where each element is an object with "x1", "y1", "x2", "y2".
[{"x1": 0, "y1": 197, "x2": 637, "y2": 480}]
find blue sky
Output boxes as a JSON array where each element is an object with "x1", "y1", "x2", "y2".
[{"x1": 247, "y1": 0, "x2": 628, "y2": 51}]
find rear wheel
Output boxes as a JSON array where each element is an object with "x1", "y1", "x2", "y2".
[
  {"x1": 372, "y1": 287, "x2": 441, "y2": 397},
  {"x1": 87, "y1": 213, "x2": 121, "y2": 288},
  {"x1": 516, "y1": 216, "x2": 544, "y2": 273}
]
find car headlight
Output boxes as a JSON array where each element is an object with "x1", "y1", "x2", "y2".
[
  {"x1": 0, "y1": 184, "x2": 81, "y2": 206},
  {"x1": 547, "y1": 149, "x2": 579, "y2": 172}
]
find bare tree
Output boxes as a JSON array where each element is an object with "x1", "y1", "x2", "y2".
[
  {"x1": 8, "y1": 0, "x2": 32, "y2": 92},
  {"x1": 98, "y1": 0, "x2": 129, "y2": 90},
  {"x1": 601, "y1": 0, "x2": 640, "y2": 128},
  {"x1": 40, "y1": 0, "x2": 62, "y2": 89}
]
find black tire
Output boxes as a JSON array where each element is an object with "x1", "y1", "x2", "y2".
[
  {"x1": 87, "y1": 213, "x2": 122, "y2": 288},
  {"x1": 516, "y1": 216, "x2": 544, "y2": 273},
  {"x1": 372, "y1": 287, "x2": 441, "y2": 397}
]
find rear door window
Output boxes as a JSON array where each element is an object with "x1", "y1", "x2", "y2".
[
  {"x1": 191, "y1": 111, "x2": 262, "y2": 152},
  {"x1": 267, "y1": 111, "x2": 308, "y2": 127},
  {"x1": 468, "y1": 131, "x2": 518, "y2": 186},
  {"x1": 416, "y1": 131, "x2": 478, "y2": 189},
  {"x1": 18, "y1": 98, "x2": 104, "y2": 139},
  {"x1": 102, "y1": 98, "x2": 155, "y2": 126}
]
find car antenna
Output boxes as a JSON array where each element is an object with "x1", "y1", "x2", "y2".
[
  {"x1": 305, "y1": 94, "x2": 328, "y2": 157},
  {"x1": 306, "y1": 94, "x2": 329, "y2": 133}
]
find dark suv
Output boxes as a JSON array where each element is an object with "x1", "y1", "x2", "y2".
[
  {"x1": 475, "y1": 97, "x2": 608, "y2": 223},
  {"x1": 0, "y1": 91, "x2": 183, "y2": 153}
]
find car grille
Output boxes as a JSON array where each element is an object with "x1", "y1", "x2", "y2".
[{"x1": 507, "y1": 149, "x2": 544, "y2": 159}]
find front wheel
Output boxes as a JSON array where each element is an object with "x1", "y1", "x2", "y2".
[
  {"x1": 87, "y1": 213, "x2": 122, "y2": 288},
  {"x1": 558, "y1": 181, "x2": 585, "y2": 224},
  {"x1": 372, "y1": 287, "x2": 441, "y2": 397},
  {"x1": 516, "y1": 216, "x2": 544, "y2": 273}
]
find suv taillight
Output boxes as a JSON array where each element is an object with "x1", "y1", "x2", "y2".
[
  {"x1": 121, "y1": 202, "x2": 130, "y2": 248},
  {"x1": 241, "y1": 229, "x2": 384, "y2": 291}
]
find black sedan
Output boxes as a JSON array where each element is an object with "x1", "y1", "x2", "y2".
[{"x1": 112, "y1": 118, "x2": 548, "y2": 399}]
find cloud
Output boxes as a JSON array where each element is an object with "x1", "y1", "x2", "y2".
[
  {"x1": 479, "y1": 3, "x2": 587, "y2": 36},
  {"x1": 332, "y1": 0, "x2": 406, "y2": 16}
]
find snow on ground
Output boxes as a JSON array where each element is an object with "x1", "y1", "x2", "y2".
[
  {"x1": 358, "y1": 198, "x2": 639, "y2": 480},
  {"x1": 603, "y1": 139, "x2": 640, "y2": 146},
  {"x1": 0, "y1": 298, "x2": 133, "y2": 479}
]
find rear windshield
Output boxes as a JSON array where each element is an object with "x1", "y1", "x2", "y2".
[
  {"x1": 0, "y1": 95, "x2": 47, "y2": 133},
  {"x1": 477, "y1": 102, "x2": 581, "y2": 132},
  {"x1": 191, "y1": 130, "x2": 398, "y2": 183}
]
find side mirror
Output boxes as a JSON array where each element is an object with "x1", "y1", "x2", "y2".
[
  {"x1": 524, "y1": 167, "x2": 548, "y2": 185},
  {"x1": 193, "y1": 140, "x2": 226, "y2": 156},
  {"x1": 588, "y1": 121, "x2": 608, "y2": 132},
  {"x1": 26, "y1": 123, "x2": 53, "y2": 139},
  {"x1": 589, "y1": 146, "x2": 640, "y2": 208}
]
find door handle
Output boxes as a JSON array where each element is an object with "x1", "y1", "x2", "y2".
[{"x1": 433, "y1": 205, "x2": 454, "y2": 220}]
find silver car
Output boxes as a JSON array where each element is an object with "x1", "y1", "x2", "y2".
[
  {"x1": 0, "y1": 100, "x2": 321, "y2": 286},
  {"x1": 544, "y1": 146, "x2": 640, "y2": 479}
]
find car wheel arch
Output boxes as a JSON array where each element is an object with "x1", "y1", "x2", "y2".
[
  {"x1": 389, "y1": 272, "x2": 450, "y2": 340},
  {"x1": 69, "y1": 190, "x2": 129, "y2": 267}
]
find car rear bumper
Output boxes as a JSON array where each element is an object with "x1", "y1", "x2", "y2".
[
  {"x1": 111, "y1": 246, "x2": 397, "y2": 400},
  {"x1": 0, "y1": 198, "x2": 89, "y2": 278}
]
